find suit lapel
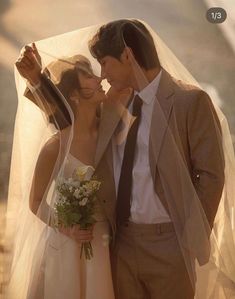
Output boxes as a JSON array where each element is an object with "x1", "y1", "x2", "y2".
[
  {"x1": 149, "y1": 69, "x2": 175, "y2": 181},
  {"x1": 94, "y1": 89, "x2": 133, "y2": 167}
]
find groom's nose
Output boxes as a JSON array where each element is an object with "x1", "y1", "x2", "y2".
[
  {"x1": 100, "y1": 67, "x2": 106, "y2": 80},
  {"x1": 95, "y1": 76, "x2": 102, "y2": 84}
]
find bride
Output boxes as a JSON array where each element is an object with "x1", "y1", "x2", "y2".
[{"x1": 7, "y1": 46, "x2": 115, "y2": 299}]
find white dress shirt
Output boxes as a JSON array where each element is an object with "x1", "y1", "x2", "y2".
[{"x1": 112, "y1": 70, "x2": 171, "y2": 224}]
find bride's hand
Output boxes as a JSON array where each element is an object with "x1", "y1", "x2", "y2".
[
  {"x1": 59, "y1": 225, "x2": 94, "y2": 243},
  {"x1": 15, "y1": 43, "x2": 42, "y2": 85}
]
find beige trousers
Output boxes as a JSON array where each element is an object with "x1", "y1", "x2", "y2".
[{"x1": 111, "y1": 222, "x2": 195, "y2": 299}]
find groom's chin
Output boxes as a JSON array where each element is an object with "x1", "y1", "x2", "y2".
[{"x1": 111, "y1": 83, "x2": 128, "y2": 92}]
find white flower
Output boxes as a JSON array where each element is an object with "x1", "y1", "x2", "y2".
[
  {"x1": 79, "y1": 197, "x2": 88, "y2": 206},
  {"x1": 85, "y1": 188, "x2": 92, "y2": 197},
  {"x1": 76, "y1": 166, "x2": 89, "y2": 181},
  {"x1": 58, "y1": 195, "x2": 67, "y2": 204},
  {"x1": 72, "y1": 181, "x2": 80, "y2": 188},
  {"x1": 58, "y1": 177, "x2": 65, "y2": 184},
  {"x1": 73, "y1": 189, "x2": 80, "y2": 199},
  {"x1": 67, "y1": 178, "x2": 73, "y2": 184},
  {"x1": 76, "y1": 165, "x2": 95, "y2": 181}
]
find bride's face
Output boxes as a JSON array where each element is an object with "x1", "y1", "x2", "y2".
[{"x1": 77, "y1": 71, "x2": 106, "y2": 104}]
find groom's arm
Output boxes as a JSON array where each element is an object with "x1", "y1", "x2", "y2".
[{"x1": 187, "y1": 90, "x2": 225, "y2": 228}]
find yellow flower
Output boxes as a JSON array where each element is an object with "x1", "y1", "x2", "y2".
[{"x1": 76, "y1": 165, "x2": 95, "y2": 181}]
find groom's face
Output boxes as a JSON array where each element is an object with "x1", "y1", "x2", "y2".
[{"x1": 99, "y1": 53, "x2": 132, "y2": 91}]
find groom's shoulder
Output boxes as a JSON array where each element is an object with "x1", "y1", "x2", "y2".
[
  {"x1": 170, "y1": 76, "x2": 211, "y2": 108},
  {"x1": 172, "y1": 76, "x2": 202, "y2": 96}
]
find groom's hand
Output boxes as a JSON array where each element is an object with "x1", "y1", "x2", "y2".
[
  {"x1": 15, "y1": 43, "x2": 42, "y2": 85},
  {"x1": 106, "y1": 86, "x2": 133, "y2": 103},
  {"x1": 59, "y1": 225, "x2": 94, "y2": 243}
]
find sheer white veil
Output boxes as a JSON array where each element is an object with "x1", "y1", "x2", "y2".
[{"x1": 5, "y1": 20, "x2": 235, "y2": 298}]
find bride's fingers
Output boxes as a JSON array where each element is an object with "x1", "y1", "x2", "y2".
[
  {"x1": 20, "y1": 45, "x2": 33, "y2": 56},
  {"x1": 32, "y1": 42, "x2": 42, "y2": 64},
  {"x1": 74, "y1": 230, "x2": 93, "y2": 237},
  {"x1": 59, "y1": 226, "x2": 71, "y2": 237},
  {"x1": 20, "y1": 45, "x2": 41, "y2": 68},
  {"x1": 15, "y1": 54, "x2": 34, "y2": 69},
  {"x1": 59, "y1": 225, "x2": 94, "y2": 242},
  {"x1": 15, "y1": 60, "x2": 25, "y2": 70},
  {"x1": 73, "y1": 229, "x2": 94, "y2": 242},
  {"x1": 15, "y1": 60, "x2": 32, "y2": 70},
  {"x1": 21, "y1": 56, "x2": 34, "y2": 68},
  {"x1": 74, "y1": 227, "x2": 94, "y2": 236},
  {"x1": 75, "y1": 235, "x2": 94, "y2": 243}
]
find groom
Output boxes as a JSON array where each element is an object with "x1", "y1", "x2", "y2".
[
  {"x1": 16, "y1": 19, "x2": 224, "y2": 299},
  {"x1": 88, "y1": 19, "x2": 225, "y2": 299}
]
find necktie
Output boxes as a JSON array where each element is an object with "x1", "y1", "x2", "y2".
[{"x1": 116, "y1": 95, "x2": 143, "y2": 225}]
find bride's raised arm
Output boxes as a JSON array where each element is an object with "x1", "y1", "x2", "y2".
[{"x1": 15, "y1": 44, "x2": 72, "y2": 130}]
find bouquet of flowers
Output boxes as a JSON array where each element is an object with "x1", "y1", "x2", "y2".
[{"x1": 54, "y1": 165, "x2": 101, "y2": 259}]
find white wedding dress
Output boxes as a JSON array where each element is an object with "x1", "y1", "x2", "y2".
[{"x1": 32, "y1": 153, "x2": 115, "y2": 299}]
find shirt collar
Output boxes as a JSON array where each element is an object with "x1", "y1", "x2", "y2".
[{"x1": 134, "y1": 69, "x2": 162, "y2": 105}]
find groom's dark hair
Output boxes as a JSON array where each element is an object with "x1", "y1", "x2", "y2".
[{"x1": 89, "y1": 19, "x2": 161, "y2": 70}]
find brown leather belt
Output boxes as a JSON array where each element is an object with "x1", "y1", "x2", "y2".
[{"x1": 118, "y1": 221, "x2": 175, "y2": 235}]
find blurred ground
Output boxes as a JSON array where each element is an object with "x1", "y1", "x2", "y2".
[{"x1": 0, "y1": 0, "x2": 234, "y2": 296}]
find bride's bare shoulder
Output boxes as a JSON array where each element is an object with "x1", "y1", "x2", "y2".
[
  {"x1": 37, "y1": 133, "x2": 60, "y2": 166},
  {"x1": 37, "y1": 126, "x2": 72, "y2": 168},
  {"x1": 43, "y1": 133, "x2": 60, "y2": 154}
]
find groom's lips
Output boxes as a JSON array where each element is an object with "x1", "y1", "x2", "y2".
[{"x1": 98, "y1": 86, "x2": 105, "y2": 92}]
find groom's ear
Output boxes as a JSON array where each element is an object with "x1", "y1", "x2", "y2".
[{"x1": 120, "y1": 47, "x2": 134, "y2": 65}]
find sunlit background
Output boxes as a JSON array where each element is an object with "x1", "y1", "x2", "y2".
[{"x1": 0, "y1": 0, "x2": 234, "y2": 294}]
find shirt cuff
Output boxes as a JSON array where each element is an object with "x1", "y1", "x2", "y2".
[{"x1": 26, "y1": 81, "x2": 41, "y2": 93}]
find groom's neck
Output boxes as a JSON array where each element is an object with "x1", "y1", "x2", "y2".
[{"x1": 133, "y1": 67, "x2": 161, "y2": 92}]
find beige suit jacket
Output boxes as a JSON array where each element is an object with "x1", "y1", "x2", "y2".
[{"x1": 93, "y1": 69, "x2": 225, "y2": 263}]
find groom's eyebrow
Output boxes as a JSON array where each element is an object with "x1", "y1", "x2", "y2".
[{"x1": 98, "y1": 57, "x2": 106, "y2": 63}]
